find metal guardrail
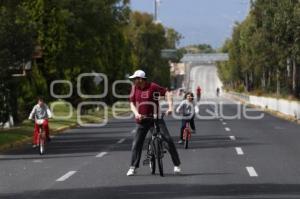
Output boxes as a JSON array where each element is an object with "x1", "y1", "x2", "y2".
[{"x1": 227, "y1": 91, "x2": 250, "y2": 102}]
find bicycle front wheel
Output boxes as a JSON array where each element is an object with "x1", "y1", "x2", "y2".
[
  {"x1": 183, "y1": 128, "x2": 189, "y2": 149},
  {"x1": 150, "y1": 155, "x2": 156, "y2": 174},
  {"x1": 184, "y1": 138, "x2": 189, "y2": 149},
  {"x1": 39, "y1": 138, "x2": 45, "y2": 155},
  {"x1": 154, "y1": 138, "x2": 164, "y2": 177},
  {"x1": 39, "y1": 129, "x2": 45, "y2": 155}
]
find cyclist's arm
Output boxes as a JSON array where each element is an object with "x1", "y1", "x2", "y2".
[
  {"x1": 165, "y1": 91, "x2": 173, "y2": 114},
  {"x1": 176, "y1": 101, "x2": 184, "y2": 113},
  {"x1": 130, "y1": 102, "x2": 141, "y2": 119},
  {"x1": 45, "y1": 105, "x2": 52, "y2": 119},
  {"x1": 28, "y1": 106, "x2": 36, "y2": 120}
]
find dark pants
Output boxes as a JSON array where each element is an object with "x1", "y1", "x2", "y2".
[
  {"x1": 130, "y1": 119, "x2": 181, "y2": 168},
  {"x1": 180, "y1": 117, "x2": 195, "y2": 140}
]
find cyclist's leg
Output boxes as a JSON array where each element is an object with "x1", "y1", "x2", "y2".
[
  {"x1": 190, "y1": 116, "x2": 196, "y2": 131},
  {"x1": 33, "y1": 122, "x2": 39, "y2": 145},
  {"x1": 130, "y1": 121, "x2": 152, "y2": 168},
  {"x1": 180, "y1": 119, "x2": 187, "y2": 140},
  {"x1": 158, "y1": 119, "x2": 181, "y2": 166}
]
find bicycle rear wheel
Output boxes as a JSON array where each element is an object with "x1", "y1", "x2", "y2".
[{"x1": 154, "y1": 138, "x2": 164, "y2": 177}]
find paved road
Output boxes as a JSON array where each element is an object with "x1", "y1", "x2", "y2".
[
  {"x1": 1, "y1": 66, "x2": 300, "y2": 198},
  {"x1": 190, "y1": 65, "x2": 223, "y2": 98},
  {"x1": 1, "y1": 98, "x2": 300, "y2": 198}
]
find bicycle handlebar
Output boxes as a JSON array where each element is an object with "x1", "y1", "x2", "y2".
[{"x1": 140, "y1": 112, "x2": 166, "y2": 121}]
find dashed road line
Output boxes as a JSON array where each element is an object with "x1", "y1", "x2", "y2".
[
  {"x1": 222, "y1": 122, "x2": 227, "y2": 125},
  {"x1": 117, "y1": 138, "x2": 126, "y2": 144},
  {"x1": 96, "y1": 152, "x2": 108, "y2": 158},
  {"x1": 225, "y1": 127, "x2": 231, "y2": 132},
  {"x1": 246, "y1": 167, "x2": 258, "y2": 177},
  {"x1": 33, "y1": 160, "x2": 43, "y2": 163},
  {"x1": 131, "y1": 129, "x2": 136, "y2": 134},
  {"x1": 56, "y1": 171, "x2": 77, "y2": 182},
  {"x1": 229, "y1": 136, "x2": 236, "y2": 140},
  {"x1": 235, "y1": 147, "x2": 244, "y2": 155}
]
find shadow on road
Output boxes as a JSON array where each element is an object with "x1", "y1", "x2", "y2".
[
  {"x1": 2, "y1": 183, "x2": 300, "y2": 199},
  {"x1": 0, "y1": 132, "x2": 261, "y2": 160}
]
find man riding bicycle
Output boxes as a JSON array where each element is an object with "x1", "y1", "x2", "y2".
[
  {"x1": 28, "y1": 97, "x2": 52, "y2": 148},
  {"x1": 127, "y1": 70, "x2": 181, "y2": 176}
]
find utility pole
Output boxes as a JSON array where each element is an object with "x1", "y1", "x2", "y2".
[{"x1": 154, "y1": 0, "x2": 161, "y2": 23}]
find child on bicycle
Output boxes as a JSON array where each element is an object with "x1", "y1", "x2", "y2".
[
  {"x1": 176, "y1": 92, "x2": 199, "y2": 144},
  {"x1": 28, "y1": 97, "x2": 52, "y2": 148}
]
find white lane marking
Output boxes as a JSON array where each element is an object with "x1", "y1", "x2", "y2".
[
  {"x1": 235, "y1": 147, "x2": 244, "y2": 155},
  {"x1": 225, "y1": 127, "x2": 231, "y2": 132},
  {"x1": 33, "y1": 160, "x2": 43, "y2": 163},
  {"x1": 131, "y1": 129, "x2": 136, "y2": 134},
  {"x1": 229, "y1": 136, "x2": 236, "y2": 140},
  {"x1": 117, "y1": 138, "x2": 126, "y2": 144},
  {"x1": 56, "y1": 171, "x2": 77, "y2": 182},
  {"x1": 222, "y1": 122, "x2": 227, "y2": 125},
  {"x1": 96, "y1": 152, "x2": 108, "y2": 158},
  {"x1": 246, "y1": 167, "x2": 258, "y2": 177}
]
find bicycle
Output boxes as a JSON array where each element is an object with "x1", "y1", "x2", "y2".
[
  {"x1": 183, "y1": 120, "x2": 192, "y2": 149},
  {"x1": 35, "y1": 119, "x2": 46, "y2": 155},
  {"x1": 143, "y1": 113, "x2": 166, "y2": 177}
]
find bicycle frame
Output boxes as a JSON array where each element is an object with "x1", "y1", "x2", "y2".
[
  {"x1": 183, "y1": 120, "x2": 192, "y2": 149},
  {"x1": 183, "y1": 121, "x2": 191, "y2": 141}
]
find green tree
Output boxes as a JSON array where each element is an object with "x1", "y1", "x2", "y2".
[
  {"x1": 127, "y1": 12, "x2": 171, "y2": 86},
  {"x1": 0, "y1": 0, "x2": 34, "y2": 122}
]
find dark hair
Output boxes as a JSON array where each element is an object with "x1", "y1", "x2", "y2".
[
  {"x1": 37, "y1": 96, "x2": 44, "y2": 102},
  {"x1": 184, "y1": 92, "x2": 194, "y2": 99}
]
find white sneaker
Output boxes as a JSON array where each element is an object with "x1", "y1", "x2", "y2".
[
  {"x1": 174, "y1": 166, "x2": 181, "y2": 174},
  {"x1": 126, "y1": 167, "x2": 136, "y2": 176}
]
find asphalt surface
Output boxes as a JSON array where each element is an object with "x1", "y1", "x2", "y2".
[{"x1": 1, "y1": 66, "x2": 300, "y2": 198}]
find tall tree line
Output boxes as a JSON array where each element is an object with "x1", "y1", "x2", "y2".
[
  {"x1": 218, "y1": 0, "x2": 300, "y2": 98},
  {"x1": 0, "y1": 0, "x2": 181, "y2": 123}
]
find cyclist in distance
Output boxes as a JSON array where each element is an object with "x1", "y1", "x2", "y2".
[
  {"x1": 176, "y1": 92, "x2": 199, "y2": 144},
  {"x1": 196, "y1": 86, "x2": 201, "y2": 101},
  {"x1": 216, "y1": 87, "x2": 220, "y2": 97},
  {"x1": 127, "y1": 69, "x2": 181, "y2": 176},
  {"x1": 28, "y1": 97, "x2": 52, "y2": 148}
]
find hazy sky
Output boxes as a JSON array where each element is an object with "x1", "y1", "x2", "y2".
[{"x1": 130, "y1": 0, "x2": 250, "y2": 48}]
